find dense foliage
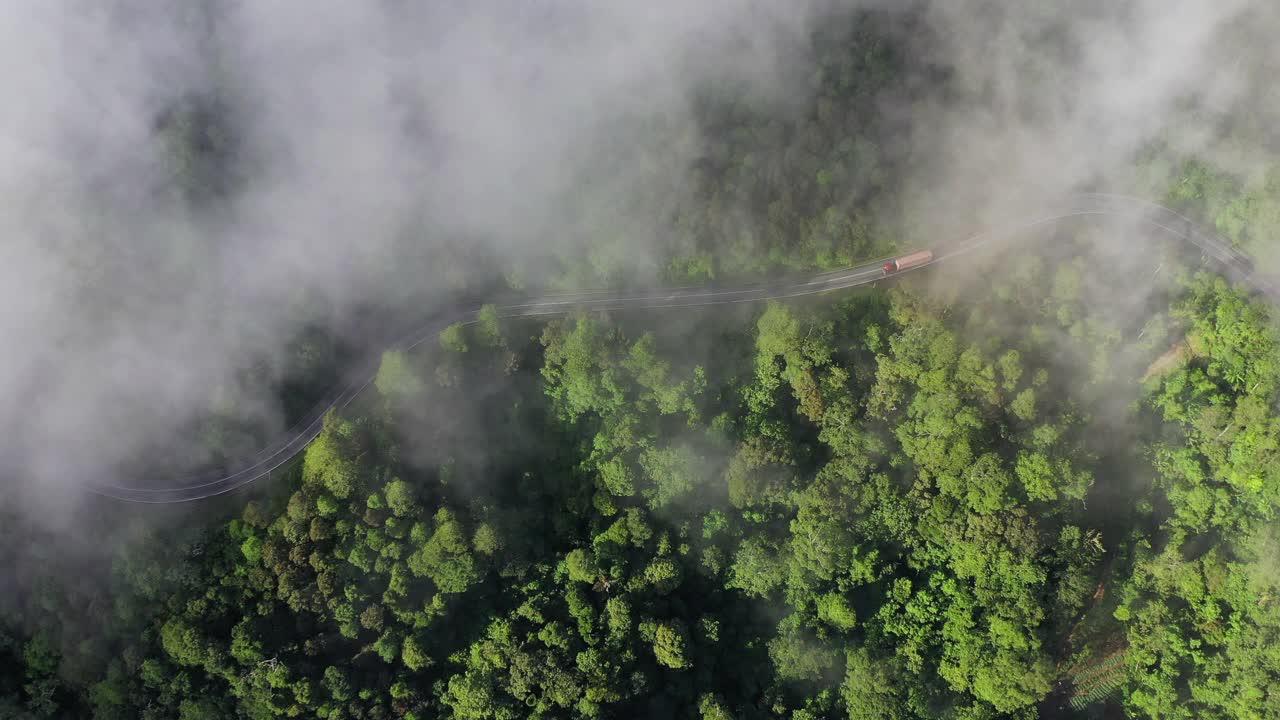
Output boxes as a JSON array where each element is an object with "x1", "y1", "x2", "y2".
[
  {"x1": 6, "y1": 7, "x2": 1280, "y2": 720},
  {"x1": 7, "y1": 232, "x2": 1280, "y2": 718}
]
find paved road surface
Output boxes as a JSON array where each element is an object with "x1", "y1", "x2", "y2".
[{"x1": 87, "y1": 193, "x2": 1279, "y2": 502}]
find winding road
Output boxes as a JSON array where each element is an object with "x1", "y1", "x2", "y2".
[{"x1": 88, "y1": 193, "x2": 1280, "y2": 503}]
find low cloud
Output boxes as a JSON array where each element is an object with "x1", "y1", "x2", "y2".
[{"x1": 1, "y1": 0, "x2": 1276, "y2": 518}]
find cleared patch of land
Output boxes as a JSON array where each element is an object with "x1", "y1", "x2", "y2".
[{"x1": 1141, "y1": 334, "x2": 1204, "y2": 383}]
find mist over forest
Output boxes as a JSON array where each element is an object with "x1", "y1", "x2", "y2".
[{"x1": 4, "y1": 1, "x2": 1280, "y2": 718}]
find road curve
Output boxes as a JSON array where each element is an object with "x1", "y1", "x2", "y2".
[{"x1": 88, "y1": 193, "x2": 1280, "y2": 503}]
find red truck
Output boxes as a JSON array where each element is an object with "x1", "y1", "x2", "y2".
[{"x1": 882, "y1": 250, "x2": 934, "y2": 275}]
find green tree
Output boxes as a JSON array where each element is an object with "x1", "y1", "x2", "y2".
[
  {"x1": 375, "y1": 350, "x2": 425, "y2": 399},
  {"x1": 653, "y1": 622, "x2": 690, "y2": 669}
]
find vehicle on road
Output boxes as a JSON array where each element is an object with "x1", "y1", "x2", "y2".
[{"x1": 882, "y1": 250, "x2": 934, "y2": 274}]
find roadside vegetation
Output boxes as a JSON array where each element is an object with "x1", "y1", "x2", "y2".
[{"x1": 5, "y1": 6, "x2": 1280, "y2": 720}]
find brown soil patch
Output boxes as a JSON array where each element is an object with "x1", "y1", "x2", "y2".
[{"x1": 1142, "y1": 337, "x2": 1192, "y2": 382}]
